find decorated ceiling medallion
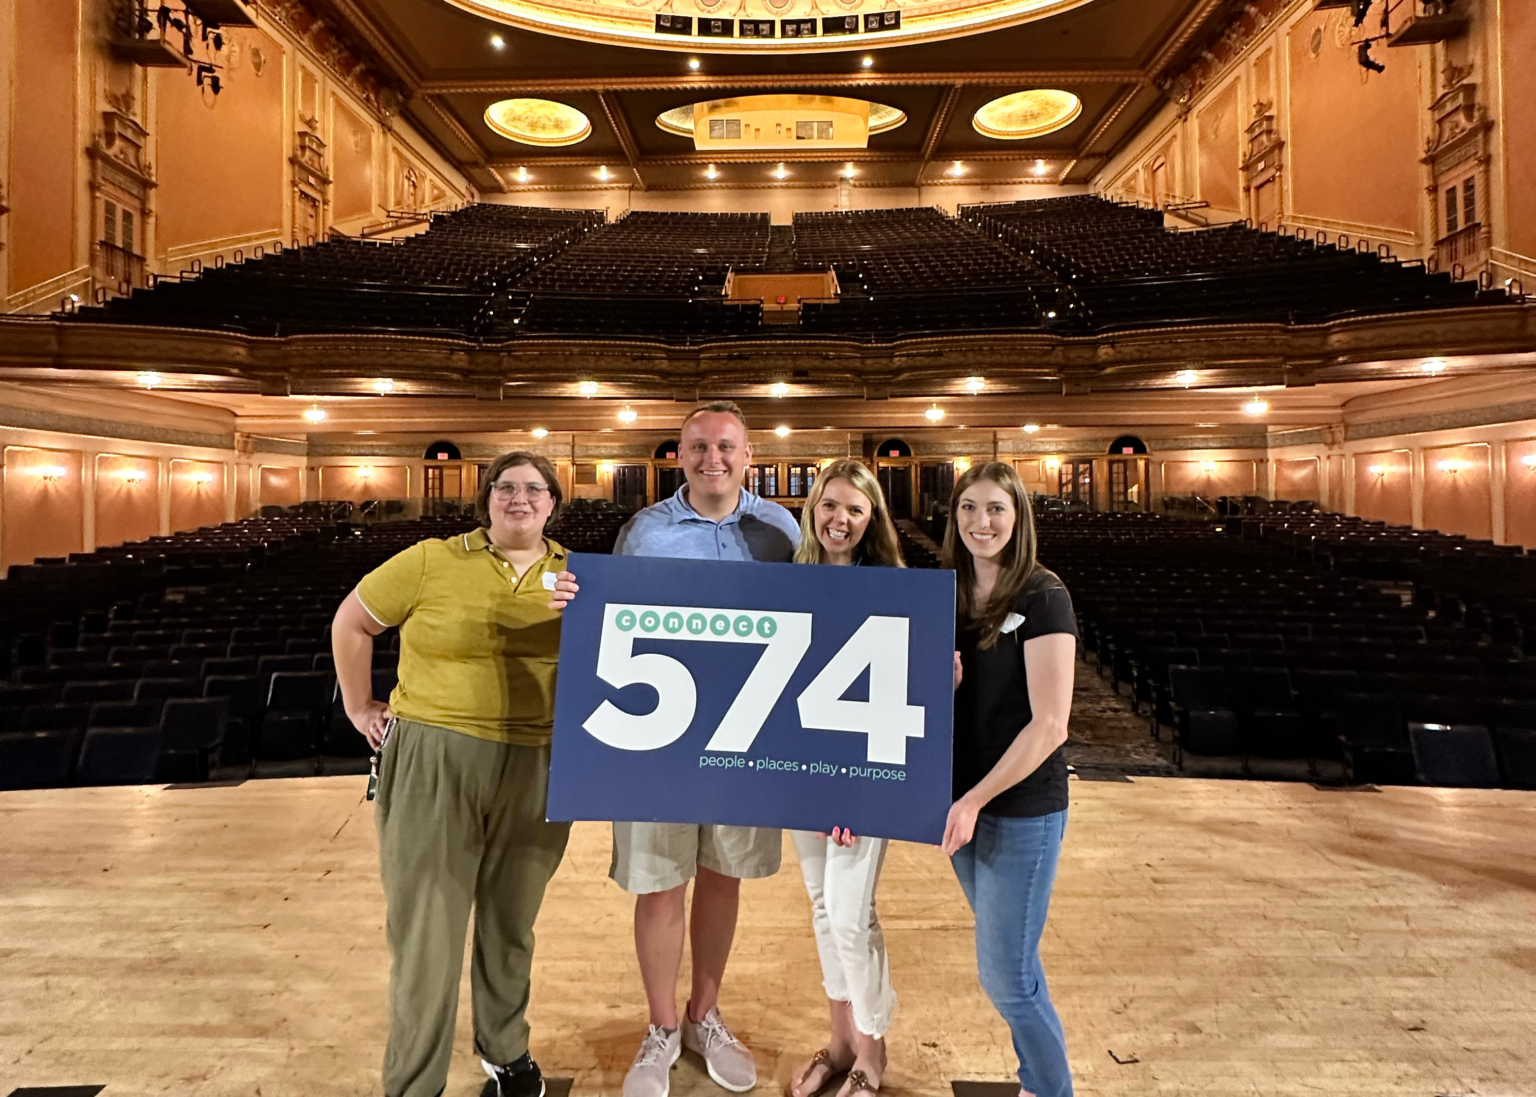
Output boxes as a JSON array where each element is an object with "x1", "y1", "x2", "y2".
[
  {"x1": 484, "y1": 97, "x2": 592, "y2": 146},
  {"x1": 972, "y1": 89, "x2": 1083, "y2": 140},
  {"x1": 439, "y1": 0, "x2": 1100, "y2": 53},
  {"x1": 656, "y1": 95, "x2": 905, "y2": 151}
]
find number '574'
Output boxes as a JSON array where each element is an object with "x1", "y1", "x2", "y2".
[{"x1": 581, "y1": 603, "x2": 924, "y2": 764}]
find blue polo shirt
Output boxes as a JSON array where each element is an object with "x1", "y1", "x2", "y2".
[{"x1": 614, "y1": 485, "x2": 800, "y2": 562}]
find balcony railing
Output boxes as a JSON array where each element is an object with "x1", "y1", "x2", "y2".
[
  {"x1": 95, "y1": 241, "x2": 146, "y2": 295},
  {"x1": 1435, "y1": 222, "x2": 1483, "y2": 276}
]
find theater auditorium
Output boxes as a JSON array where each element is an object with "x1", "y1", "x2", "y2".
[{"x1": 1, "y1": 0, "x2": 1534, "y2": 1093}]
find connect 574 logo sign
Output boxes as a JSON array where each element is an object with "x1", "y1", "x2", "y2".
[{"x1": 549, "y1": 554, "x2": 956, "y2": 844}]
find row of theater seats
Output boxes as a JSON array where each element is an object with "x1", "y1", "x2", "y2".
[
  {"x1": 1040, "y1": 511, "x2": 1536, "y2": 789},
  {"x1": 70, "y1": 205, "x2": 601, "y2": 337},
  {"x1": 61, "y1": 200, "x2": 1516, "y2": 344},
  {"x1": 962, "y1": 195, "x2": 1506, "y2": 329},
  {"x1": 0, "y1": 509, "x2": 636, "y2": 790}
]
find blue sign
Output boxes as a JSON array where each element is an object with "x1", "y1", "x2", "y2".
[{"x1": 548, "y1": 553, "x2": 956, "y2": 844}]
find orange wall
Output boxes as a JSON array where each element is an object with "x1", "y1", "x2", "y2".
[
  {"x1": 332, "y1": 98, "x2": 375, "y2": 223},
  {"x1": 260, "y1": 465, "x2": 303, "y2": 507},
  {"x1": 1196, "y1": 80, "x2": 1242, "y2": 212},
  {"x1": 155, "y1": 27, "x2": 286, "y2": 251},
  {"x1": 1505, "y1": 1, "x2": 1536, "y2": 264},
  {"x1": 1286, "y1": 8, "x2": 1421, "y2": 233},
  {"x1": 1274, "y1": 457, "x2": 1320, "y2": 501},
  {"x1": 1507, "y1": 439, "x2": 1536, "y2": 549},
  {"x1": 1162, "y1": 459, "x2": 1257, "y2": 497},
  {"x1": 1353, "y1": 449, "x2": 1412, "y2": 526},
  {"x1": 3, "y1": 447, "x2": 85, "y2": 569},
  {"x1": 1421, "y1": 443, "x2": 1492, "y2": 541},
  {"x1": 94, "y1": 454, "x2": 162, "y2": 548},
  {"x1": 318, "y1": 464, "x2": 410, "y2": 501},
  {"x1": 8, "y1": 0, "x2": 79, "y2": 292},
  {"x1": 169, "y1": 459, "x2": 228, "y2": 530}
]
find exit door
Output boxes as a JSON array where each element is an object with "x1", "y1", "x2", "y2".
[
  {"x1": 878, "y1": 464, "x2": 913, "y2": 518},
  {"x1": 613, "y1": 465, "x2": 648, "y2": 511}
]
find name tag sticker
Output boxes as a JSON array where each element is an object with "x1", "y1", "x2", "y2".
[
  {"x1": 1000, "y1": 612, "x2": 1026, "y2": 634},
  {"x1": 542, "y1": 571, "x2": 559, "y2": 590}
]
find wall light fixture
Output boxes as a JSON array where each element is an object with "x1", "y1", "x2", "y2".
[{"x1": 35, "y1": 465, "x2": 66, "y2": 481}]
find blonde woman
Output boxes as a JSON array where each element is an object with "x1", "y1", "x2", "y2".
[
  {"x1": 940, "y1": 462, "x2": 1077, "y2": 1097},
  {"x1": 789, "y1": 459, "x2": 904, "y2": 1097}
]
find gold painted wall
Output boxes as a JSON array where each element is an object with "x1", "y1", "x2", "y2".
[
  {"x1": 1503, "y1": 1, "x2": 1536, "y2": 269},
  {"x1": 1195, "y1": 80, "x2": 1242, "y2": 213},
  {"x1": 332, "y1": 97, "x2": 375, "y2": 225},
  {"x1": 8, "y1": 0, "x2": 79, "y2": 294},
  {"x1": 94, "y1": 453, "x2": 162, "y2": 549},
  {"x1": 2, "y1": 447, "x2": 85, "y2": 570}
]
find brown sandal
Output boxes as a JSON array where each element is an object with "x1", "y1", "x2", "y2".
[
  {"x1": 790, "y1": 1049, "x2": 847, "y2": 1097},
  {"x1": 845, "y1": 1070, "x2": 878, "y2": 1094}
]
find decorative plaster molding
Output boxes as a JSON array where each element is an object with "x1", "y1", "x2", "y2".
[
  {"x1": 0, "y1": 403, "x2": 235, "y2": 451},
  {"x1": 263, "y1": 0, "x2": 409, "y2": 120},
  {"x1": 1344, "y1": 399, "x2": 1536, "y2": 443}
]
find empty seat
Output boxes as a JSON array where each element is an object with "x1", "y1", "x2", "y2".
[
  {"x1": 203, "y1": 674, "x2": 265, "y2": 764},
  {"x1": 76, "y1": 726, "x2": 161, "y2": 785},
  {"x1": 1167, "y1": 665, "x2": 1239, "y2": 763},
  {"x1": 0, "y1": 729, "x2": 81, "y2": 789},
  {"x1": 62, "y1": 679, "x2": 136, "y2": 704},
  {"x1": 1409, "y1": 723, "x2": 1500, "y2": 788},
  {"x1": 135, "y1": 677, "x2": 204, "y2": 702},
  {"x1": 1493, "y1": 727, "x2": 1536, "y2": 790},
  {"x1": 258, "y1": 671, "x2": 334, "y2": 760},
  {"x1": 155, "y1": 697, "x2": 230, "y2": 783}
]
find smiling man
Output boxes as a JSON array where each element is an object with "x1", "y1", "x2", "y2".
[{"x1": 608, "y1": 400, "x2": 799, "y2": 1097}]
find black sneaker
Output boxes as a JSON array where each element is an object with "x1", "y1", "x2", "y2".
[{"x1": 482, "y1": 1052, "x2": 546, "y2": 1097}]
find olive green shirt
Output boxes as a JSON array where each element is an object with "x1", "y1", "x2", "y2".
[{"x1": 355, "y1": 529, "x2": 565, "y2": 745}]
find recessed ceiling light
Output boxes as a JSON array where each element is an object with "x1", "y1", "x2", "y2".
[
  {"x1": 774, "y1": 163, "x2": 788, "y2": 180},
  {"x1": 617, "y1": 406, "x2": 638, "y2": 424},
  {"x1": 688, "y1": 57, "x2": 700, "y2": 70},
  {"x1": 303, "y1": 406, "x2": 327, "y2": 423},
  {"x1": 1243, "y1": 397, "x2": 1270, "y2": 417},
  {"x1": 516, "y1": 166, "x2": 529, "y2": 183},
  {"x1": 372, "y1": 378, "x2": 395, "y2": 393},
  {"x1": 597, "y1": 165, "x2": 611, "y2": 180},
  {"x1": 1022, "y1": 423, "x2": 1040, "y2": 433},
  {"x1": 706, "y1": 163, "x2": 718, "y2": 180},
  {"x1": 861, "y1": 55, "x2": 874, "y2": 68},
  {"x1": 136, "y1": 371, "x2": 162, "y2": 388},
  {"x1": 531, "y1": 427, "x2": 549, "y2": 439},
  {"x1": 770, "y1": 382, "x2": 790, "y2": 397},
  {"x1": 775, "y1": 425, "x2": 791, "y2": 438},
  {"x1": 578, "y1": 380, "x2": 599, "y2": 395},
  {"x1": 1176, "y1": 369, "x2": 1198, "y2": 386},
  {"x1": 925, "y1": 404, "x2": 945, "y2": 422},
  {"x1": 490, "y1": 34, "x2": 505, "y2": 49},
  {"x1": 843, "y1": 162, "x2": 855, "y2": 179},
  {"x1": 1033, "y1": 159, "x2": 1049, "y2": 176},
  {"x1": 949, "y1": 160, "x2": 964, "y2": 177}
]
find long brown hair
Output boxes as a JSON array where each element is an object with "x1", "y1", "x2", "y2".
[
  {"x1": 475, "y1": 451, "x2": 563, "y2": 525},
  {"x1": 941, "y1": 461, "x2": 1037, "y2": 648},
  {"x1": 794, "y1": 459, "x2": 905, "y2": 568}
]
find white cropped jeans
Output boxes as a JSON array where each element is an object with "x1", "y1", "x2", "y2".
[{"x1": 791, "y1": 829, "x2": 897, "y2": 1038}]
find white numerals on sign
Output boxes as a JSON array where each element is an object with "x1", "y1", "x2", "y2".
[
  {"x1": 582, "y1": 604, "x2": 924, "y2": 763},
  {"x1": 796, "y1": 615, "x2": 924, "y2": 764},
  {"x1": 583, "y1": 604, "x2": 811, "y2": 753}
]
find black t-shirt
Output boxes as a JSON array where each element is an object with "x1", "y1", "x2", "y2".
[{"x1": 952, "y1": 567, "x2": 1078, "y2": 817}]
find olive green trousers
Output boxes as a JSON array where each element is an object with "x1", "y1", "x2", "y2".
[{"x1": 376, "y1": 717, "x2": 571, "y2": 1097}]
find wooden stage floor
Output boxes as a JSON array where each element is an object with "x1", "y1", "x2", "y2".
[{"x1": 1, "y1": 776, "x2": 1533, "y2": 1097}]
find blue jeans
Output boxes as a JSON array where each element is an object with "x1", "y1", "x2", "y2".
[{"x1": 950, "y1": 810, "x2": 1071, "y2": 1097}]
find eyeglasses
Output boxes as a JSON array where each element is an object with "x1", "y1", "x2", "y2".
[{"x1": 491, "y1": 482, "x2": 551, "y2": 501}]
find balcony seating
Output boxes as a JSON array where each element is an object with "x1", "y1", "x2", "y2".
[{"x1": 962, "y1": 194, "x2": 1508, "y2": 329}]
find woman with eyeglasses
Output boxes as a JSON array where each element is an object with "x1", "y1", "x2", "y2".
[
  {"x1": 941, "y1": 461, "x2": 1077, "y2": 1097},
  {"x1": 332, "y1": 451, "x2": 571, "y2": 1097},
  {"x1": 788, "y1": 459, "x2": 905, "y2": 1097}
]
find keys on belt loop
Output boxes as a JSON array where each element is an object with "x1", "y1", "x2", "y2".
[{"x1": 366, "y1": 717, "x2": 399, "y2": 802}]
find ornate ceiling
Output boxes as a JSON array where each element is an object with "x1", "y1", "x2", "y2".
[{"x1": 313, "y1": 0, "x2": 1250, "y2": 192}]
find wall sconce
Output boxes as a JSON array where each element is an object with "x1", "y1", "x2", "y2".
[
  {"x1": 774, "y1": 425, "x2": 791, "y2": 438},
  {"x1": 1436, "y1": 460, "x2": 1465, "y2": 474},
  {"x1": 597, "y1": 461, "x2": 615, "y2": 475},
  {"x1": 191, "y1": 471, "x2": 215, "y2": 484},
  {"x1": 1523, "y1": 454, "x2": 1536, "y2": 469},
  {"x1": 358, "y1": 466, "x2": 373, "y2": 480},
  {"x1": 1367, "y1": 464, "x2": 1386, "y2": 476},
  {"x1": 1200, "y1": 460, "x2": 1217, "y2": 472},
  {"x1": 120, "y1": 469, "x2": 147, "y2": 483},
  {"x1": 954, "y1": 457, "x2": 972, "y2": 473},
  {"x1": 1044, "y1": 457, "x2": 1061, "y2": 471},
  {"x1": 34, "y1": 465, "x2": 66, "y2": 482}
]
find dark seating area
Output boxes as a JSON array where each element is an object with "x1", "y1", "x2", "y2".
[
  {"x1": 1040, "y1": 510, "x2": 1536, "y2": 789},
  {"x1": 0, "y1": 503, "x2": 642, "y2": 790},
  {"x1": 962, "y1": 194, "x2": 1509, "y2": 329},
  {"x1": 67, "y1": 204, "x2": 602, "y2": 337}
]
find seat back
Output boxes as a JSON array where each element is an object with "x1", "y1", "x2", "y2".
[
  {"x1": 160, "y1": 696, "x2": 230, "y2": 753},
  {"x1": 1168, "y1": 665, "x2": 1229, "y2": 710},
  {"x1": 77, "y1": 726, "x2": 162, "y2": 785},
  {"x1": 1409, "y1": 722, "x2": 1500, "y2": 788}
]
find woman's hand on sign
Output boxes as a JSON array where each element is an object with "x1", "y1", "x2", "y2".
[
  {"x1": 941, "y1": 793, "x2": 982, "y2": 855},
  {"x1": 953, "y1": 650, "x2": 964, "y2": 691},
  {"x1": 547, "y1": 571, "x2": 579, "y2": 611},
  {"x1": 830, "y1": 826, "x2": 858, "y2": 848},
  {"x1": 350, "y1": 698, "x2": 393, "y2": 748}
]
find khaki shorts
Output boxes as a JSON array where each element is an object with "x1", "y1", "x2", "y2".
[{"x1": 610, "y1": 821, "x2": 783, "y2": 894}]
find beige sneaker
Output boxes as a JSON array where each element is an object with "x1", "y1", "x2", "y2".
[
  {"x1": 623, "y1": 1025, "x2": 681, "y2": 1097},
  {"x1": 681, "y1": 1006, "x2": 757, "y2": 1092}
]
